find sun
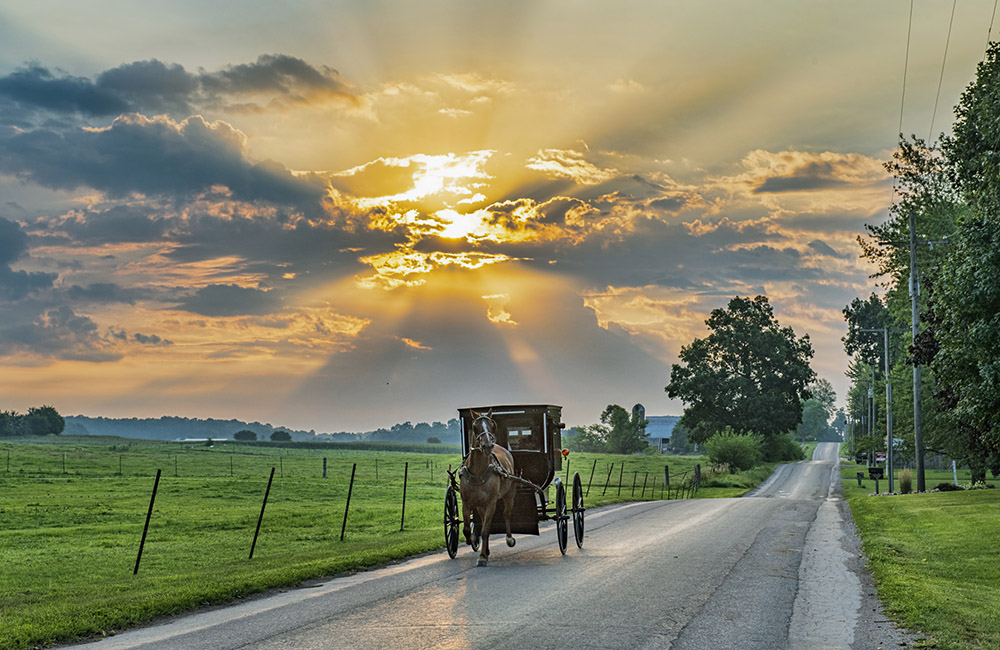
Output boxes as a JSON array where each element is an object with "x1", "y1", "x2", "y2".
[{"x1": 435, "y1": 208, "x2": 488, "y2": 239}]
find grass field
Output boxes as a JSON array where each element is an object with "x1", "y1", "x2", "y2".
[
  {"x1": 841, "y1": 459, "x2": 1000, "y2": 650},
  {"x1": 0, "y1": 436, "x2": 737, "y2": 649}
]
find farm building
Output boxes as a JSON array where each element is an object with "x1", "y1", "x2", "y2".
[{"x1": 645, "y1": 415, "x2": 680, "y2": 452}]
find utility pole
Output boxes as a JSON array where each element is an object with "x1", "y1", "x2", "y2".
[
  {"x1": 879, "y1": 208, "x2": 948, "y2": 493},
  {"x1": 862, "y1": 328, "x2": 894, "y2": 493},
  {"x1": 908, "y1": 208, "x2": 925, "y2": 493}
]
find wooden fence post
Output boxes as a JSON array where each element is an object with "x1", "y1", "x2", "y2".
[
  {"x1": 134, "y1": 469, "x2": 161, "y2": 575},
  {"x1": 340, "y1": 463, "x2": 357, "y2": 541},
  {"x1": 249, "y1": 467, "x2": 275, "y2": 560}
]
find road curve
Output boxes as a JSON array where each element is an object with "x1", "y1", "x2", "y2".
[{"x1": 65, "y1": 443, "x2": 914, "y2": 650}]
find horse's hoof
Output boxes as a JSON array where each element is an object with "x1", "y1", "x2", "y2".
[
  {"x1": 506, "y1": 536, "x2": 516, "y2": 547},
  {"x1": 476, "y1": 558, "x2": 488, "y2": 567}
]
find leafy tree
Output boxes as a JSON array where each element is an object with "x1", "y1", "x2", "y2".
[
  {"x1": 426, "y1": 436, "x2": 441, "y2": 444},
  {"x1": 233, "y1": 429, "x2": 256, "y2": 441},
  {"x1": 704, "y1": 429, "x2": 763, "y2": 473},
  {"x1": 796, "y1": 399, "x2": 832, "y2": 442},
  {"x1": 0, "y1": 410, "x2": 18, "y2": 436},
  {"x1": 666, "y1": 295, "x2": 815, "y2": 455},
  {"x1": 270, "y1": 430, "x2": 291, "y2": 441},
  {"x1": 564, "y1": 425, "x2": 609, "y2": 452},
  {"x1": 602, "y1": 404, "x2": 649, "y2": 454}
]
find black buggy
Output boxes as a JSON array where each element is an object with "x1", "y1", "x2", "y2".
[{"x1": 444, "y1": 404, "x2": 585, "y2": 558}]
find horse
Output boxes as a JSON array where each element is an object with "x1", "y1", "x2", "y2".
[{"x1": 459, "y1": 410, "x2": 517, "y2": 567}]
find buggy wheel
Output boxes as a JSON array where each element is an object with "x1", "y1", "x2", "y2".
[
  {"x1": 572, "y1": 472, "x2": 585, "y2": 548},
  {"x1": 444, "y1": 486, "x2": 460, "y2": 559},
  {"x1": 555, "y1": 479, "x2": 568, "y2": 555}
]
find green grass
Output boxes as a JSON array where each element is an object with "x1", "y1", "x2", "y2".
[
  {"x1": 841, "y1": 461, "x2": 1000, "y2": 650},
  {"x1": 0, "y1": 437, "x2": 767, "y2": 649}
]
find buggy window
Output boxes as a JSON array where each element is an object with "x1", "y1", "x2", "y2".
[{"x1": 505, "y1": 419, "x2": 541, "y2": 451}]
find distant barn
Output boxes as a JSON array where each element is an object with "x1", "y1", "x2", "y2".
[{"x1": 645, "y1": 415, "x2": 680, "y2": 452}]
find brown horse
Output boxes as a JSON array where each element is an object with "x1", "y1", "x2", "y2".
[{"x1": 459, "y1": 410, "x2": 516, "y2": 567}]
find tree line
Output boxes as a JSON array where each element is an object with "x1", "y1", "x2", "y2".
[
  {"x1": 0, "y1": 406, "x2": 65, "y2": 436},
  {"x1": 844, "y1": 43, "x2": 1000, "y2": 483}
]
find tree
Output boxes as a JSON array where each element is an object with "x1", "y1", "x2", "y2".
[
  {"x1": 564, "y1": 425, "x2": 609, "y2": 452},
  {"x1": 601, "y1": 404, "x2": 649, "y2": 454},
  {"x1": 567, "y1": 405, "x2": 648, "y2": 454},
  {"x1": 0, "y1": 410, "x2": 18, "y2": 436},
  {"x1": 233, "y1": 429, "x2": 256, "y2": 441},
  {"x1": 270, "y1": 430, "x2": 291, "y2": 441},
  {"x1": 666, "y1": 295, "x2": 816, "y2": 454},
  {"x1": 426, "y1": 436, "x2": 441, "y2": 444},
  {"x1": 796, "y1": 399, "x2": 832, "y2": 442},
  {"x1": 705, "y1": 429, "x2": 763, "y2": 473}
]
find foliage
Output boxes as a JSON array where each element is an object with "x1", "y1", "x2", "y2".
[
  {"x1": 568, "y1": 405, "x2": 649, "y2": 454},
  {"x1": 233, "y1": 429, "x2": 256, "y2": 441},
  {"x1": 0, "y1": 405, "x2": 64, "y2": 436},
  {"x1": 666, "y1": 295, "x2": 815, "y2": 444},
  {"x1": 763, "y1": 433, "x2": 806, "y2": 462},
  {"x1": 842, "y1": 293, "x2": 889, "y2": 367},
  {"x1": 269, "y1": 430, "x2": 292, "y2": 441},
  {"x1": 426, "y1": 436, "x2": 440, "y2": 444},
  {"x1": 704, "y1": 429, "x2": 762, "y2": 473}
]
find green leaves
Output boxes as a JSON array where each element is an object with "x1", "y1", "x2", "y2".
[{"x1": 666, "y1": 295, "x2": 815, "y2": 447}]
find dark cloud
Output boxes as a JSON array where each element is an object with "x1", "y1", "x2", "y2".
[
  {"x1": 0, "y1": 55, "x2": 354, "y2": 124},
  {"x1": 66, "y1": 282, "x2": 138, "y2": 305},
  {"x1": 133, "y1": 332, "x2": 172, "y2": 345},
  {"x1": 0, "y1": 217, "x2": 57, "y2": 300},
  {"x1": 96, "y1": 59, "x2": 198, "y2": 115},
  {"x1": 202, "y1": 54, "x2": 351, "y2": 99},
  {"x1": 0, "y1": 114, "x2": 327, "y2": 208},
  {"x1": 48, "y1": 204, "x2": 171, "y2": 244},
  {"x1": 175, "y1": 284, "x2": 282, "y2": 317},
  {"x1": 649, "y1": 195, "x2": 690, "y2": 213},
  {"x1": 807, "y1": 239, "x2": 850, "y2": 259},
  {"x1": 753, "y1": 162, "x2": 848, "y2": 194},
  {"x1": 0, "y1": 303, "x2": 121, "y2": 362},
  {"x1": 0, "y1": 64, "x2": 128, "y2": 117}
]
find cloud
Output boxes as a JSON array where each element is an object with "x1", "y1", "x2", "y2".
[
  {"x1": 0, "y1": 64, "x2": 129, "y2": 117},
  {"x1": 0, "y1": 217, "x2": 57, "y2": 300},
  {"x1": 0, "y1": 113, "x2": 328, "y2": 209},
  {"x1": 526, "y1": 149, "x2": 620, "y2": 185},
  {"x1": 66, "y1": 282, "x2": 138, "y2": 305},
  {"x1": 174, "y1": 284, "x2": 283, "y2": 316},
  {"x1": 0, "y1": 303, "x2": 122, "y2": 362},
  {"x1": 0, "y1": 55, "x2": 355, "y2": 122}
]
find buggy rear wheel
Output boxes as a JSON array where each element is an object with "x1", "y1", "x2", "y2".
[
  {"x1": 444, "y1": 485, "x2": 460, "y2": 558},
  {"x1": 555, "y1": 479, "x2": 568, "y2": 555},
  {"x1": 572, "y1": 472, "x2": 585, "y2": 548}
]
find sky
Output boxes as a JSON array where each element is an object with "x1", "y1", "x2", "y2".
[{"x1": 1, "y1": 1, "x2": 997, "y2": 432}]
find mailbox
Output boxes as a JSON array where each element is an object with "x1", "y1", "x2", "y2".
[{"x1": 868, "y1": 466, "x2": 884, "y2": 480}]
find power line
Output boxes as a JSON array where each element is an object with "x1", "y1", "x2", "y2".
[
  {"x1": 891, "y1": 0, "x2": 915, "y2": 208},
  {"x1": 928, "y1": 0, "x2": 958, "y2": 144},
  {"x1": 988, "y1": 0, "x2": 998, "y2": 51}
]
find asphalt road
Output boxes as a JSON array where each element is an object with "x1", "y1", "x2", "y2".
[{"x1": 67, "y1": 443, "x2": 915, "y2": 650}]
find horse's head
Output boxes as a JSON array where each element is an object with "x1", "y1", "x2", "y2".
[{"x1": 471, "y1": 410, "x2": 497, "y2": 456}]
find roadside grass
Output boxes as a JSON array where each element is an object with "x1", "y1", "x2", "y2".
[
  {"x1": 841, "y1": 462, "x2": 1000, "y2": 650},
  {"x1": 0, "y1": 437, "x2": 769, "y2": 649}
]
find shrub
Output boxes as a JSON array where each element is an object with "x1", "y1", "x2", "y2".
[
  {"x1": 935, "y1": 482, "x2": 964, "y2": 491},
  {"x1": 899, "y1": 469, "x2": 913, "y2": 494},
  {"x1": 426, "y1": 436, "x2": 441, "y2": 444},
  {"x1": 763, "y1": 433, "x2": 805, "y2": 462},
  {"x1": 705, "y1": 430, "x2": 763, "y2": 473}
]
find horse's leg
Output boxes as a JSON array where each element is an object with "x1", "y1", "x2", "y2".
[
  {"x1": 502, "y1": 484, "x2": 516, "y2": 548},
  {"x1": 461, "y1": 494, "x2": 473, "y2": 546},
  {"x1": 477, "y1": 500, "x2": 496, "y2": 567}
]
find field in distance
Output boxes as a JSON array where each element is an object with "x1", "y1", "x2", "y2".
[{"x1": 0, "y1": 436, "x2": 743, "y2": 649}]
